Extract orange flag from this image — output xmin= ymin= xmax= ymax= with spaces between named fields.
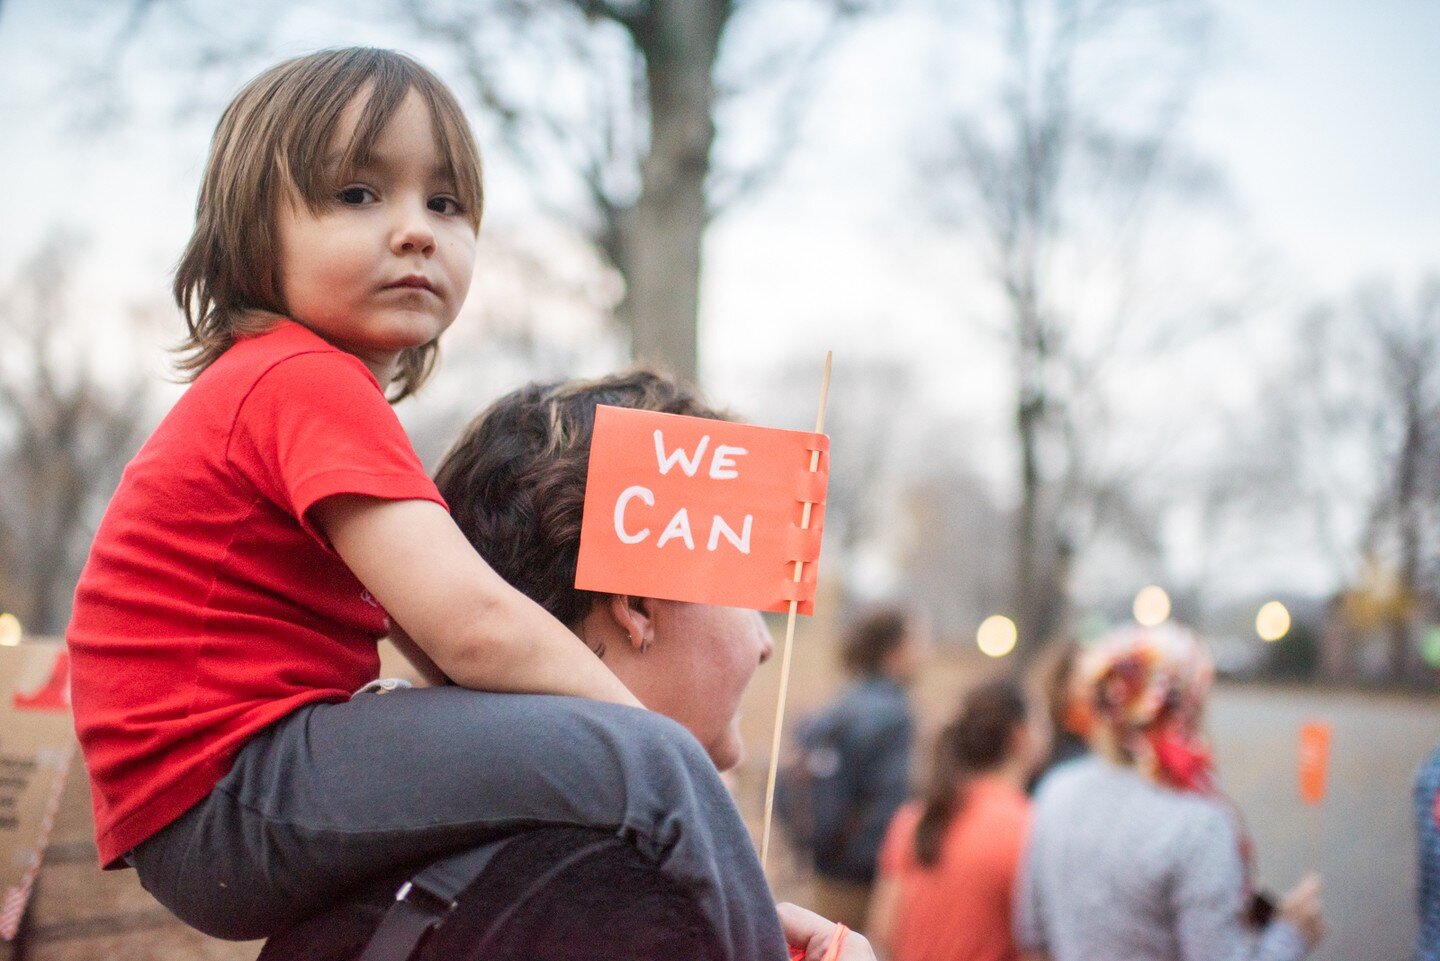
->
xmin=1298 ymin=721 xmax=1332 ymax=806
xmin=575 ymin=406 xmax=829 ymax=614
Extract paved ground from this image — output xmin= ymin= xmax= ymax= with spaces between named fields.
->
xmin=1209 ymin=683 xmax=1439 ymax=961
xmin=737 ymin=635 xmax=1440 ymax=961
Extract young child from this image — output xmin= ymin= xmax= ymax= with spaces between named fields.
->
xmin=66 ymin=47 xmax=751 ymax=948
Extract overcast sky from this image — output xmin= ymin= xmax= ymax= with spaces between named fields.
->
xmin=1 ymin=0 xmax=1436 ymax=604
xmin=3 ymin=0 xmax=1436 ymax=309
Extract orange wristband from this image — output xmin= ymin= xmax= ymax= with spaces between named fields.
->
xmin=820 ymin=923 xmax=849 ymax=961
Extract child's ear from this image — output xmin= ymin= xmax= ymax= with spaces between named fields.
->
xmin=604 ymin=595 xmax=658 ymax=653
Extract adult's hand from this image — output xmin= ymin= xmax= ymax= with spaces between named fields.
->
xmin=777 ymin=903 xmax=875 ymax=961
xmin=1276 ymin=873 xmax=1325 ymax=949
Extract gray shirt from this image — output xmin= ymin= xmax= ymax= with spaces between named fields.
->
xmin=1016 ymin=756 xmax=1308 ymax=961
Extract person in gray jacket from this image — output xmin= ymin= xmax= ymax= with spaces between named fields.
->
xmin=783 ymin=606 xmax=930 ymax=929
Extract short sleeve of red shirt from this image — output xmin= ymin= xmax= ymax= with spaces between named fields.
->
xmin=229 ymin=349 xmax=443 ymax=543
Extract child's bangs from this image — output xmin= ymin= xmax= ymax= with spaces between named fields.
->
xmin=420 ymin=85 xmax=485 ymax=228
xmin=288 ymin=59 xmax=483 ymax=227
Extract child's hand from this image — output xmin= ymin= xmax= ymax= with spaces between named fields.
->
xmin=777 ymin=903 xmax=874 ymax=961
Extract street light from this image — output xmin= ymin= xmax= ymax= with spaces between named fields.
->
xmin=1256 ymin=601 xmax=1291 ymax=642
xmin=1133 ymin=586 xmax=1171 ymax=627
xmin=977 ymin=615 xmax=1018 ymax=658
xmin=0 ymin=613 xmax=21 ymax=647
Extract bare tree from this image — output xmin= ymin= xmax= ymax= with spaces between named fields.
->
xmin=926 ymin=0 xmax=1226 ymax=658
xmin=895 ymin=448 xmax=1012 ymax=640
xmin=0 ymin=235 xmax=152 ymax=633
xmin=739 ymin=353 xmax=931 ymax=602
xmin=87 ymin=0 xmax=867 ymax=383
xmin=1252 ymin=278 xmax=1440 ymax=680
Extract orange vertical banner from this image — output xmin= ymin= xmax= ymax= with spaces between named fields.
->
xmin=1298 ymin=720 xmax=1332 ymax=806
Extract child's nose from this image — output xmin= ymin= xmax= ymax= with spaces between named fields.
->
xmin=390 ymin=202 xmax=436 ymax=255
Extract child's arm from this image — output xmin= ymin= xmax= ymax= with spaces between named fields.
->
xmin=386 ymin=624 xmax=452 ymax=687
xmin=315 ymin=495 xmax=642 ymax=707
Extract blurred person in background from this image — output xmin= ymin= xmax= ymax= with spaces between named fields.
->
xmin=1416 ymin=742 xmax=1440 ymax=961
xmin=867 ymin=679 xmax=1040 ymax=961
xmin=1016 ymin=623 xmax=1325 ymax=961
xmin=779 ymin=605 xmax=931 ymax=929
xmin=1026 ymin=639 xmax=1090 ymax=793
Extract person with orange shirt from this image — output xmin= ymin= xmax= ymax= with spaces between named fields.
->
xmin=867 ymin=680 xmax=1039 ymax=961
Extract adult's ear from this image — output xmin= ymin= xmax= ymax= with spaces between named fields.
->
xmin=604 ymin=595 xmax=659 ymax=653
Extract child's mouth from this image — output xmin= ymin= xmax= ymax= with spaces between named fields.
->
xmin=386 ymin=276 xmax=436 ymax=294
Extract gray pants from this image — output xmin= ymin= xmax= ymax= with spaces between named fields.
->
xmin=128 ymin=687 xmax=786 ymax=960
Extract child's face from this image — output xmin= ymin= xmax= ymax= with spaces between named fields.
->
xmin=276 ymin=88 xmax=477 ymax=382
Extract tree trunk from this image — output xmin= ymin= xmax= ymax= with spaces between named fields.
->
xmin=623 ymin=0 xmax=728 ymax=384
xmin=1012 ymin=258 xmax=1057 ymax=661
xmin=1015 ymin=389 xmax=1045 ymax=659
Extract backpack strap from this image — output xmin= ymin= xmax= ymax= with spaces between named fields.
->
xmin=355 ymin=837 xmax=516 ymax=961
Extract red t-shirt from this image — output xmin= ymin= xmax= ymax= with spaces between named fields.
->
xmin=877 ymin=779 xmax=1031 ymax=961
xmin=67 ymin=321 xmax=446 ymax=867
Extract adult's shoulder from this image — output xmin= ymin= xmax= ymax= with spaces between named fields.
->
xmin=1031 ymin=753 xmax=1105 ymax=807
xmin=1417 ymin=743 xmax=1440 ymax=792
xmin=1032 ymin=756 xmax=1225 ymax=828
xmin=850 ymin=679 xmax=912 ymax=723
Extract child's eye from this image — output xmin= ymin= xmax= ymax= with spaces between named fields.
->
xmin=338 ymin=186 xmax=376 ymax=206
xmin=428 ymin=196 xmax=463 ymax=215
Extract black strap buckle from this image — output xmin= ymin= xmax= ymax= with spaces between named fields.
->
xmin=394 ymin=880 xmax=458 ymax=916
xmin=353 ymin=879 xmax=457 ymax=961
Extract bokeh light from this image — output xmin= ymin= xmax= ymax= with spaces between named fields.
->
xmin=0 ymin=613 xmax=21 ymax=647
xmin=1423 ymin=626 xmax=1440 ymax=668
xmin=976 ymin=615 xmax=1018 ymax=658
xmin=1256 ymin=601 xmax=1292 ymax=642
xmin=1133 ymin=586 xmax=1171 ymax=627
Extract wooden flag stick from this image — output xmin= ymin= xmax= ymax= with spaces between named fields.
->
xmin=760 ymin=351 xmax=832 ymax=873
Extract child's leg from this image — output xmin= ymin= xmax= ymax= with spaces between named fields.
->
xmin=128 ymin=688 xmax=782 ymax=959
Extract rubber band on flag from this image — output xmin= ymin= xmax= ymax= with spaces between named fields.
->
xmin=783 ymin=524 xmax=825 ymax=564
xmin=793 ymin=468 xmax=829 ymax=505
xmin=778 ymin=577 xmax=817 ymax=605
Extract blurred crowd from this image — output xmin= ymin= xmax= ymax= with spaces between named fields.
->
xmin=776 ymin=607 xmax=1382 ymax=961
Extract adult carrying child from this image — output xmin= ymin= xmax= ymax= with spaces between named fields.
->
xmin=66 ymin=47 xmax=782 ymax=961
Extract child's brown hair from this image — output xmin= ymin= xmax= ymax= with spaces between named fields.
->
xmin=173 ymin=47 xmax=484 ymax=401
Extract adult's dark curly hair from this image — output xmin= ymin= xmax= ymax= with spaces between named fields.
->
xmin=433 ymin=369 xmax=729 ymax=636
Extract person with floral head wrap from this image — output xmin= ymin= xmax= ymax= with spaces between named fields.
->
xmin=1015 ymin=623 xmax=1325 ymax=961
xmin=1085 ymin=623 xmax=1216 ymax=792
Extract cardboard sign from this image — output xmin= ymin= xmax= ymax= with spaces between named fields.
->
xmin=1298 ymin=720 xmax=1332 ymax=806
xmin=575 ymin=407 xmax=828 ymax=614
xmin=0 ymin=641 xmax=76 ymax=940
